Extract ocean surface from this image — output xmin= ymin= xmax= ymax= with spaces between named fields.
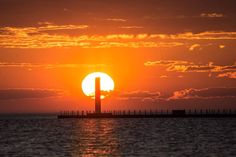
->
xmin=0 ymin=115 xmax=236 ymax=157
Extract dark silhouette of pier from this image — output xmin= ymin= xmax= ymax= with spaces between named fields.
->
xmin=58 ymin=109 xmax=236 ymax=119
xmin=58 ymin=77 xmax=236 ymax=119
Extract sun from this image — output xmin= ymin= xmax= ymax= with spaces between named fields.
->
xmin=82 ymin=72 xmax=114 ymax=99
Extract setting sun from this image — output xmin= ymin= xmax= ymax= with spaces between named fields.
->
xmin=82 ymin=72 xmax=114 ymax=99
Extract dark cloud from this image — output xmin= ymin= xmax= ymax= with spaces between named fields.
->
xmin=0 ymin=89 xmax=63 ymax=100
xmin=116 ymin=87 xmax=236 ymax=102
xmin=145 ymin=60 xmax=236 ymax=73
xmin=170 ymin=87 xmax=236 ymax=100
xmin=117 ymin=90 xmax=161 ymax=101
xmin=111 ymin=88 xmax=236 ymax=109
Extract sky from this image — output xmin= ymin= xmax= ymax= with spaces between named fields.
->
xmin=0 ymin=0 xmax=236 ymax=113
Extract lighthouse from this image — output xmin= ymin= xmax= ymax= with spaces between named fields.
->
xmin=95 ymin=77 xmax=101 ymax=114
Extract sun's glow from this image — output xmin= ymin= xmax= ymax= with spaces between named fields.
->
xmin=82 ymin=72 xmax=114 ymax=99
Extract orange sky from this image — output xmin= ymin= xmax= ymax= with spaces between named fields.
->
xmin=0 ymin=0 xmax=236 ymax=113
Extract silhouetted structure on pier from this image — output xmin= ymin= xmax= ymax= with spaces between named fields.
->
xmin=86 ymin=77 xmax=112 ymax=117
xmin=58 ymin=109 xmax=236 ymax=119
xmin=95 ymin=77 xmax=101 ymax=114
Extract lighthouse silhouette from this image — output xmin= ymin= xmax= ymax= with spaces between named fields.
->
xmin=95 ymin=77 xmax=101 ymax=114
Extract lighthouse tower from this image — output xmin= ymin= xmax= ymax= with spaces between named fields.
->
xmin=95 ymin=77 xmax=101 ymax=114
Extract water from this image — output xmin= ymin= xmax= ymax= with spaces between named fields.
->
xmin=0 ymin=115 xmax=236 ymax=157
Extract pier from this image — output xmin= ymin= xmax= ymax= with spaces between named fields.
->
xmin=58 ymin=109 xmax=236 ymax=119
xmin=58 ymin=77 xmax=236 ymax=119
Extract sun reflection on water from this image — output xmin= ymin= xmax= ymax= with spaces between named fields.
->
xmin=71 ymin=119 xmax=121 ymax=156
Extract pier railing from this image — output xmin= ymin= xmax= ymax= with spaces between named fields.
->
xmin=58 ymin=109 xmax=236 ymax=118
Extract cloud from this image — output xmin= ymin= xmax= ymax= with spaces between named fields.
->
xmin=189 ymin=44 xmax=201 ymax=51
xmin=144 ymin=60 xmax=190 ymax=67
xmin=1 ymin=24 xmax=236 ymax=49
xmin=169 ymin=87 xmax=236 ymax=100
xmin=219 ymin=45 xmax=225 ymax=49
xmin=106 ymin=18 xmax=127 ymax=22
xmin=136 ymin=34 xmax=148 ymax=39
xmin=80 ymin=41 xmax=183 ymax=49
xmin=160 ymin=75 xmax=168 ymax=78
xmin=200 ymin=13 xmax=224 ymax=18
xmin=217 ymin=72 xmax=236 ymax=79
xmin=117 ymin=90 xmax=161 ymax=101
xmin=144 ymin=60 xmax=236 ymax=73
xmin=38 ymin=22 xmax=54 ymax=25
xmin=0 ymin=88 xmax=64 ymax=100
xmin=120 ymin=26 xmax=143 ymax=29
xmin=165 ymin=31 xmax=236 ymax=40
xmin=1 ymin=24 xmax=88 ymax=34
xmin=0 ymin=62 xmax=107 ymax=69
xmin=113 ymin=87 xmax=236 ymax=105
xmin=0 ymin=25 xmax=184 ymax=48
xmin=145 ymin=13 xmax=225 ymax=20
